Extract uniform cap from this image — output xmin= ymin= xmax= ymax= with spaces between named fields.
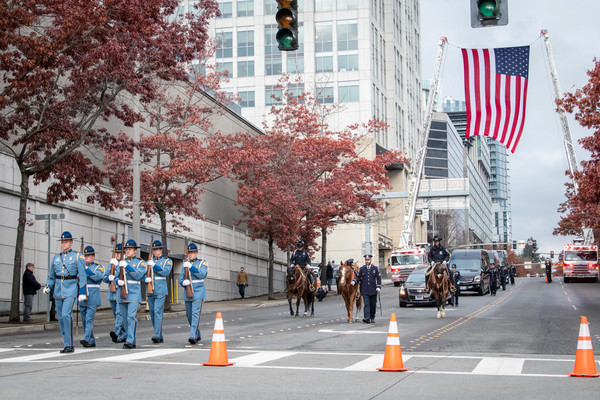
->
xmin=83 ymin=245 xmax=95 ymax=255
xmin=115 ymin=243 xmax=123 ymax=251
xmin=58 ymin=231 xmax=73 ymax=241
xmin=187 ymin=243 xmax=199 ymax=251
xmin=363 ymin=254 xmax=373 ymax=260
xmin=124 ymin=239 xmax=139 ymax=249
xmin=432 ymin=235 xmax=442 ymax=242
xmin=151 ymin=240 xmax=164 ymax=249
xmin=296 ymin=240 xmax=305 ymax=248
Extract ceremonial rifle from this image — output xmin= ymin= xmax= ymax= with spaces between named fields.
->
xmin=109 ymin=231 xmax=117 ymax=293
xmin=184 ymin=242 xmax=194 ymax=298
xmin=119 ymin=233 xmax=127 ymax=299
xmin=146 ymin=236 xmax=154 ymax=295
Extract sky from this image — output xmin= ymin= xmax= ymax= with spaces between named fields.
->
xmin=419 ymin=0 xmax=600 ymax=256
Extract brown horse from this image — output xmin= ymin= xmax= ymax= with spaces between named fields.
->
xmin=286 ymin=265 xmax=315 ymax=317
xmin=427 ymin=262 xmax=451 ymax=318
xmin=338 ymin=260 xmax=362 ymax=323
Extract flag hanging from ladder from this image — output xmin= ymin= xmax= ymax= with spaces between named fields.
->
xmin=461 ymin=46 xmax=530 ymax=153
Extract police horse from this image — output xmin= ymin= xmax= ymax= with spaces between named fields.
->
xmin=338 ymin=260 xmax=362 ymax=323
xmin=426 ymin=261 xmax=452 ymax=319
xmin=286 ymin=265 xmax=315 ymax=317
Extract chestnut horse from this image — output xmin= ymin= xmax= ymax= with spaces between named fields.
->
xmin=427 ymin=262 xmax=451 ymax=319
xmin=286 ymin=265 xmax=315 ymax=317
xmin=338 ymin=260 xmax=362 ymax=323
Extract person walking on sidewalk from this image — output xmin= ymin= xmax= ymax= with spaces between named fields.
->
xmin=146 ymin=240 xmax=173 ymax=344
xmin=79 ymin=246 xmax=106 ymax=348
xmin=22 ymin=263 xmax=41 ymax=323
xmin=236 ymin=267 xmax=248 ymax=299
xmin=43 ymin=231 xmax=87 ymax=353
xmin=116 ymin=239 xmax=147 ymax=349
xmin=105 ymin=243 xmax=126 ymax=343
xmin=180 ymin=243 xmax=208 ymax=345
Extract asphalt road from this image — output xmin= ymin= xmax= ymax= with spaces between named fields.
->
xmin=1 ymin=277 xmax=599 ymax=399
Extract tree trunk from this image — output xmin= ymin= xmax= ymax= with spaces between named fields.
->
xmin=268 ymin=233 xmax=274 ymax=300
xmin=9 ymin=170 xmax=30 ymax=322
xmin=320 ymin=228 xmax=327 ymax=283
xmin=158 ymin=207 xmax=172 ymax=311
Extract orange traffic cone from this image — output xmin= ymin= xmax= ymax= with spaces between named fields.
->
xmin=569 ymin=316 xmax=599 ymax=377
xmin=377 ymin=313 xmax=409 ymax=372
xmin=202 ymin=312 xmax=235 ymax=367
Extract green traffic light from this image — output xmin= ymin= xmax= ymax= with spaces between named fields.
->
xmin=276 ymin=29 xmax=295 ymax=50
xmin=478 ymin=0 xmax=498 ymax=18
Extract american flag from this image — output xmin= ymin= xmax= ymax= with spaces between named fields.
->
xmin=461 ymin=46 xmax=530 ymax=153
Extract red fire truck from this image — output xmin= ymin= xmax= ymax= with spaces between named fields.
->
xmin=390 ymin=244 xmax=429 ymax=286
xmin=562 ymin=241 xmax=599 ymax=283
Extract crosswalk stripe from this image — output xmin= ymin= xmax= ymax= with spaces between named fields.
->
xmin=343 ymin=354 xmax=386 ymax=371
xmin=230 ymin=351 xmax=296 ymax=367
xmin=2 ymin=349 xmax=98 ymax=362
xmin=92 ymin=348 xmax=187 ymax=362
xmin=472 ymin=357 xmax=525 ymax=375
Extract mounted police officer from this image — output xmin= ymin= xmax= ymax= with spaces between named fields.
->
xmin=290 ymin=240 xmax=315 ymax=289
xmin=105 ymin=243 xmax=126 ymax=343
xmin=116 ymin=239 xmax=147 ymax=349
xmin=545 ymin=259 xmax=552 ymax=283
xmin=79 ymin=246 xmax=105 ymax=348
xmin=351 ymin=254 xmax=382 ymax=324
xmin=426 ymin=236 xmax=451 ymax=291
xmin=42 ymin=231 xmax=87 ymax=353
xmin=180 ymin=243 xmax=208 ymax=345
xmin=146 ymin=240 xmax=173 ymax=344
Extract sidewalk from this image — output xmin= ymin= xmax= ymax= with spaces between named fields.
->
xmin=0 ymin=291 xmax=290 ymax=337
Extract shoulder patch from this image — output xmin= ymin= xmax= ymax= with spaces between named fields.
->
xmin=201 ymin=260 xmax=208 ymax=268
xmin=167 ymin=259 xmax=173 ymax=266
xmin=140 ymin=261 xmax=147 ymax=268
xmin=79 ymin=254 xmax=84 ymax=260
xmin=98 ymin=266 xmax=105 ymax=273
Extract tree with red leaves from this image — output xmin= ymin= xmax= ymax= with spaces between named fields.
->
xmin=0 ymin=0 xmax=219 ymax=322
xmin=221 ymin=78 xmax=406 ymax=298
xmin=554 ymin=59 xmax=600 ymax=243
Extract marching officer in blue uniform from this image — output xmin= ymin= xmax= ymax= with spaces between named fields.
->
xmin=179 ymin=243 xmax=208 ymax=345
xmin=43 ymin=231 xmax=87 ymax=353
xmin=79 ymin=246 xmax=105 ymax=348
xmin=146 ymin=240 xmax=173 ymax=343
xmin=105 ymin=243 xmax=126 ymax=343
xmin=290 ymin=240 xmax=315 ymax=288
xmin=351 ymin=254 xmax=382 ymax=324
xmin=116 ymin=239 xmax=147 ymax=349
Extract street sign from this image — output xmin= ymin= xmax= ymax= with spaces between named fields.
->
xmin=34 ymin=213 xmax=65 ymax=220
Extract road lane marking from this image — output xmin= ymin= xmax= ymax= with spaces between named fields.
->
xmin=343 ymin=355 xmax=386 ymax=371
xmin=92 ymin=348 xmax=187 ymax=362
xmin=472 ymin=357 xmax=525 ymax=375
xmin=2 ymin=349 xmax=99 ymax=362
xmin=318 ymin=329 xmax=388 ymax=335
xmin=230 ymin=351 xmax=295 ymax=366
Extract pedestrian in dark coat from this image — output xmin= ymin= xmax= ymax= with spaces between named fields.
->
xmin=509 ymin=264 xmax=516 ymax=285
xmin=22 ymin=263 xmax=41 ymax=323
xmin=485 ymin=265 xmax=498 ymax=296
xmin=450 ymin=264 xmax=461 ymax=306
xmin=351 ymin=254 xmax=381 ymax=324
xmin=326 ymin=262 xmax=333 ymax=291
xmin=500 ymin=262 xmax=509 ymax=290
xmin=545 ymin=259 xmax=552 ymax=283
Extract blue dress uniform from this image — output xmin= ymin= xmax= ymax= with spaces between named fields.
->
xmin=116 ymin=240 xmax=147 ymax=348
xmin=103 ymin=243 xmax=126 ymax=343
xmin=352 ymin=255 xmax=382 ymax=323
xmin=179 ymin=243 xmax=208 ymax=344
xmin=147 ymin=240 xmax=173 ymax=343
xmin=44 ymin=231 xmax=87 ymax=352
xmin=79 ymin=246 xmax=105 ymax=347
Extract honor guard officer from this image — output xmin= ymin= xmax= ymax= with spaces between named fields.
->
xmin=290 ymin=240 xmax=315 ymax=287
xmin=43 ymin=231 xmax=87 ymax=353
xmin=179 ymin=243 xmax=208 ymax=345
xmin=426 ymin=236 xmax=451 ymax=291
xmin=79 ymin=246 xmax=105 ymax=348
xmin=105 ymin=243 xmax=126 ymax=343
xmin=351 ymin=254 xmax=382 ymax=324
xmin=146 ymin=240 xmax=173 ymax=343
xmin=116 ymin=239 xmax=147 ymax=349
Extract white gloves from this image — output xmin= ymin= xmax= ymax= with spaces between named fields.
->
xmin=182 ymin=279 xmax=190 ymax=286
xmin=110 ymin=258 xmax=118 ymax=267
xmin=78 ymin=294 xmax=86 ymax=302
xmin=350 ymin=281 xmax=355 ymax=286
xmin=119 ymin=260 xmax=127 ymax=268
xmin=443 ymin=261 xmax=448 ymax=266
xmin=145 ymin=277 xmax=152 ymax=283
xmin=147 ymin=260 xmax=155 ymax=267
xmin=108 ymin=275 xmax=115 ymax=282
xmin=117 ymin=279 xmax=125 ymax=286
xmin=43 ymin=286 xmax=50 ymax=295
xmin=183 ymin=261 xmax=192 ymax=269
xmin=376 ymin=288 xmax=381 ymax=292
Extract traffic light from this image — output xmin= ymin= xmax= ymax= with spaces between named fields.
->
xmin=276 ymin=0 xmax=298 ymax=51
xmin=533 ymin=239 xmax=537 ymax=248
xmin=550 ymin=251 xmax=554 ymax=259
xmin=470 ymin=0 xmax=508 ymax=28
xmin=512 ymin=240 xmax=517 ymax=250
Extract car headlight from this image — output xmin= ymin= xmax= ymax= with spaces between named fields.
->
xmin=400 ymin=287 xmax=406 ymax=295
xmin=474 ymin=275 xmax=481 ymax=283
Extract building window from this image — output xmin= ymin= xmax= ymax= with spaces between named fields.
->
xmin=337 ymin=0 xmax=358 ymax=11
xmin=237 ymin=0 xmax=254 ymax=17
xmin=338 ymin=84 xmax=359 ymax=102
xmin=287 ymin=55 xmax=304 ymax=74
xmin=265 ymin=25 xmax=282 ymax=75
xmin=287 ymin=83 xmax=305 ymax=104
xmin=315 ymin=24 xmax=333 ymax=52
xmin=265 ymin=58 xmax=283 ymax=75
xmin=237 ymin=60 xmax=254 ymax=77
xmin=266 ymin=86 xmax=283 ymax=106
xmin=316 ymin=86 xmax=334 ymax=104
xmin=315 ymin=0 xmax=334 ymax=12
xmin=316 ymin=55 xmax=333 ymax=73
xmin=264 ymin=1 xmax=277 ymax=14
xmin=237 ymin=30 xmax=254 ymax=57
xmin=216 ymin=61 xmax=233 ymax=78
xmin=337 ymin=22 xmax=358 ymax=51
xmin=338 ymin=54 xmax=358 ymax=71
xmin=218 ymin=0 xmax=232 ymax=18
xmin=238 ymin=90 xmax=255 ymax=107
xmin=216 ymin=31 xmax=233 ymax=58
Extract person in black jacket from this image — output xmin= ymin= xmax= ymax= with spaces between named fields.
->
xmin=545 ymin=259 xmax=552 ymax=283
xmin=450 ymin=264 xmax=462 ymax=306
xmin=500 ymin=262 xmax=509 ymax=290
xmin=326 ymin=262 xmax=333 ymax=291
xmin=22 ymin=263 xmax=41 ymax=323
xmin=485 ymin=264 xmax=498 ymax=296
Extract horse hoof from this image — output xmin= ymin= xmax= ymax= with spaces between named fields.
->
xmin=441 ymin=312 xmax=446 ymax=318
xmin=436 ymin=312 xmax=441 ymax=319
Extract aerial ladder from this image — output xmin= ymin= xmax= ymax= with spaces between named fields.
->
xmin=541 ymin=29 xmax=593 ymax=245
xmin=399 ymin=37 xmax=447 ymax=249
